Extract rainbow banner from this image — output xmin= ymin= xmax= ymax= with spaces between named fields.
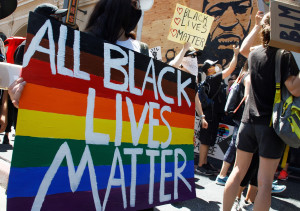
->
xmin=7 ymin=12 xmax=196 ymax=211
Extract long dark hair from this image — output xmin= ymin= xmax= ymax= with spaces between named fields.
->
xmin=85 ymin=0 xmax=134 ymax=43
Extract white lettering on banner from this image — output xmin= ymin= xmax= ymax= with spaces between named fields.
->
xmin=160 ymin=106 xmax=172 ymax=149
xmin=85 ymin=88 xmax=110 ymax=145
xmin=160 ymin=150 xmax=173 ymax=202
xmin=174 ymin=148 xmax=191 ymax=200
xmin=123 ymin=148 xmax=144 ymax=207
xmin=142 ymin=58 xmax=159 ymax=100
xmin=103 ymin=147 xmax=127 ymax=211
xmin=158 ymin=67 xmax=175 ymax=105
xmin=126 ymin=97 xmax=149 ymax=146
xmin=31 ymin=142 xmax=101 ymax=211
xmin=23 ymin=20 xmax=56 ymax=75
xmin=115 ymin=93 xmax=123 ymax=146
xmin=148 ymin=102 xmax=160 ymax=149
xmin=57 ymin=25 xmax=73 ymax=77
xmin=24 ymin=20 xmax=90 ymax=80
xmin=177 ymin=70 xmax=191 ymax=107
xmin=104 ymin=43 xmax=129 ymax=92
xmin=146 ymin=150 xmax=160 ymax=205
xmin=32 ymin=143 xmax=191 ymax=210
xmin=73 ymin=30 xmax=90 ymax=80
xmin=129 ymin=50 xmax=142 ymax=95
xmin=103 ymin=43 xmax=192 ymax=107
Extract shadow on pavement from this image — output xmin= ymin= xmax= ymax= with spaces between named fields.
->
xmin=169 ymin=197 xmax=221 ymax=211
xmin=0 ymin=144 xmax=13 ymax=152
xmin=271 ymin=196 xmax=300 ymax=211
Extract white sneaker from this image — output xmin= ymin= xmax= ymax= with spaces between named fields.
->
xmin=231 ymin=197 xmax=241 ymax=211
xmin=241 ymin=201 xmax=254 ymax=211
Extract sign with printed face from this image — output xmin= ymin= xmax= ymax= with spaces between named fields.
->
xmin=6 ymin=12 xmax=196 ymax=211
xmin=167 ymin=4 xmax=214 ymax=50
xmin=269 ymin=0 xmax=300 ymax=53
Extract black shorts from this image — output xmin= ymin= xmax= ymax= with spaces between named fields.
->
xmin=237 ymin=122 xmax=285 ymax=159
xmin=199 ymin=114 xmax=220 ymax=146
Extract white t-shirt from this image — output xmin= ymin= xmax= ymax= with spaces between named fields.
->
xmin=116 ymin=38 xmax=140 ymax=53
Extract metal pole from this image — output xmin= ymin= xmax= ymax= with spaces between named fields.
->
xmin=136 ymin=11 xmax=144 ymax=41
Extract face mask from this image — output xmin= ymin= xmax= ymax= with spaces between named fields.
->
xmin=125 ymin=7 xmax=142 ymax=33
xmin=215 ymin=65 xmax=222 ymax=73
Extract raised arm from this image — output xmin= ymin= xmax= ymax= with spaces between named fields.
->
xmin=169 ymin=42 xmax=191 ymax=68
xmin=240 ymin=11 xmax=264 ymax=58
xmin=243 ymin=74 xmax=251 ymax=104
xmin=222 ymin=45 xmax=240 ymax=79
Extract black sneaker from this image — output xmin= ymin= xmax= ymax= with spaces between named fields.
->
xmin=196 ymin=166 xmax=214 ymax=176
xmin=2 ymin=134 xmax=9 ymax=144
xmin=204 ymin=162 xmax=219 ymax=173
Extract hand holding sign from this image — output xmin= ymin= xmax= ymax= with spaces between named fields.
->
xmin=168 ymin=4 xmax=214 ymax=50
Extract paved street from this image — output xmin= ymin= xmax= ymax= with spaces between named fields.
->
xmin=1 ymin=131 xmax=300 ymax=210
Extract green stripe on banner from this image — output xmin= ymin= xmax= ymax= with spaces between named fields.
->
xmin=12 ymin=136 xmax=194 ymax=168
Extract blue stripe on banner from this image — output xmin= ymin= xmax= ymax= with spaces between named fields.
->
xmin=7 ymin=161 xmax=194 ymax=198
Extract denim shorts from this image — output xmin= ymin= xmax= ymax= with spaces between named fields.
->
xmin=223 ymin=121 xmax=240 ymax=164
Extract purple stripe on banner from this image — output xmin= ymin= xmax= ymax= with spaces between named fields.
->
xmin=7 ymin=178 xmax=196 ymax=211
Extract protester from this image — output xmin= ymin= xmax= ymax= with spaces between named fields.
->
xmin=223 ymin=12 xmax=300 ymax=211
xmin=169 ymin=42 xmax=202 ymax=75
xmin=196 ymin=45 xmax=239 ymax=176
xmin=0 ymin=39 xmax=8 ymax=143
xmin=216 ymin=61 xmax=250 ymax=185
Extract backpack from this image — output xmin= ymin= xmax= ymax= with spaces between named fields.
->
xmin=271 ymin=49 xmax=300 ymax=148
xmin=224 ymin=74 xmax=247 ymax=119
xmin=197 ymin=78 xmax=221 ymax=110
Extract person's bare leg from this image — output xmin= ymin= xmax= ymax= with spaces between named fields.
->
xmin=223 ymin=149 xmax=253 ymax=211
xmin=198 ymin=144 xmax=209 ymax=167
xmin=219 ymin=161 xmax=231 ymax=177
xmin=253 ymin=157 xmax=280 ymax=211
xmin=237 ymin=186 xmax=245 ymax=199
xmin=245 ymin=185 xmax=257 ymax=203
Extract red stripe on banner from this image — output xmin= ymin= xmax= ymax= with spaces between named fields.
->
xmin=21 ymin=58 xmax=195 ymax=115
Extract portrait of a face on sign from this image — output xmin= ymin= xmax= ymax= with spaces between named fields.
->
xmin=198 ymin=0 xmax=259 ymax=72
xmin=6 ymin=12 xmax=196 ymax=211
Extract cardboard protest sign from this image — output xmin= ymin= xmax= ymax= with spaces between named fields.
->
xmin=6 ymin=12 xmax=196 ymax=211
xmin=167 ymin=4 xmax=214 ymax=50
xmin=269 ymin=0 xmax=300 ymax=53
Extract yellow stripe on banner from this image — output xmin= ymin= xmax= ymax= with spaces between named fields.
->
xmin=17 ymin=109 xmax=194 ymax=145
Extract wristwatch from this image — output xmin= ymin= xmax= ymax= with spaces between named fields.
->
xmin=200 ymin=115 xmax=205 ymax=119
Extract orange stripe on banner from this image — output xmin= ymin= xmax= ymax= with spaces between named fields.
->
xmin=20 ymin=83 xmax=194 ymax=129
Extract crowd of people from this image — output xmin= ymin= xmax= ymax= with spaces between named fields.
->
xmin=1 ymin=1 xmax=300 ymax=211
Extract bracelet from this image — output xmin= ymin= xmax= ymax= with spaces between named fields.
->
xmin=199 ymin=115 xmax=205 ymax=119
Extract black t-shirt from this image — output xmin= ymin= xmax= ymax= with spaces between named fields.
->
xmin=203 ymin=71 xmax=223 ymax=116
xmin=242 ymin=46 xmax=299 ymax=124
